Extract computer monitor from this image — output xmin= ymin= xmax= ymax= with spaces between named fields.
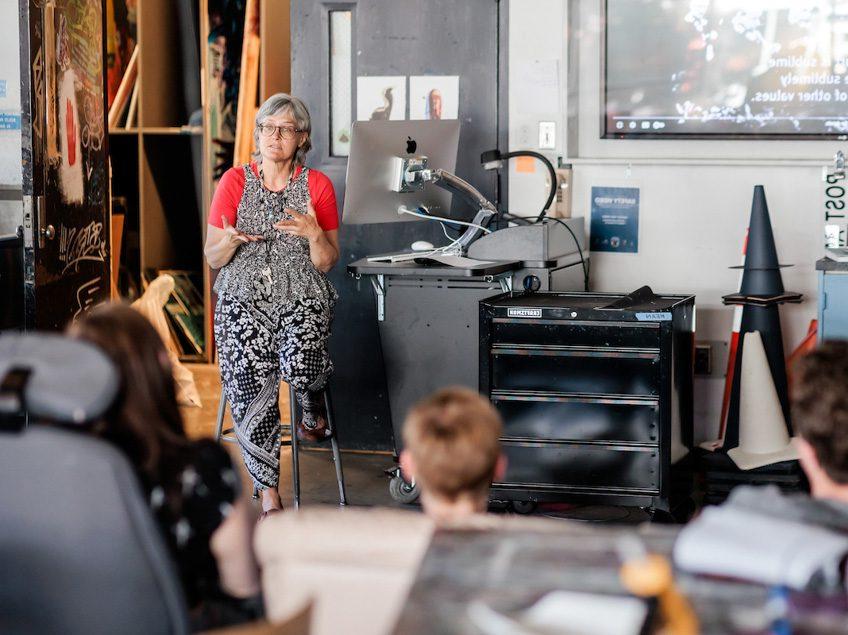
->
xmin=342 ymin=120 xmax=460 ymax=224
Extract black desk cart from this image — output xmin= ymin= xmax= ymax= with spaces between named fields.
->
xmin=479 ymin=290 xmax=695 ymax=515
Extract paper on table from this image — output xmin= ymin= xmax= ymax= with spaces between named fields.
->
xmin=674 ymin=505 xmax=848 ymax=590
xmin=420 ymin=253 xmax=497 ymax=268
xmin=468 ymin=591 xmax=647 ymax=635
xmin=365 ymin=251 xmax=499 ymax=268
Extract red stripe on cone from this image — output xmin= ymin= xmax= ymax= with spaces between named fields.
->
xmin=717 ymin=230 xmax=749 ymax=446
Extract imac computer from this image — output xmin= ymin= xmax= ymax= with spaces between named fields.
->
xmin=342 ymin=120 xmax=460 ymax=225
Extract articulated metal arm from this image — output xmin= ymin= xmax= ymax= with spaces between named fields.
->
xmin=398 ymin=163 xmax=496 ymax=253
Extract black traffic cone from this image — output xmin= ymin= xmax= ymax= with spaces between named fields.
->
xmin=721 ymin=186 xmax=802 ymax=451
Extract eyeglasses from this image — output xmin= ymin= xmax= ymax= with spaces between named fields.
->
xmin=258 ymin=123 xmax=302 ymax=140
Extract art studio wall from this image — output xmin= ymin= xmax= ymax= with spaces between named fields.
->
xmin=508 ymin=0 xmax=828 ymax=443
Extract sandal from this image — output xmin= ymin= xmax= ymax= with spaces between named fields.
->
xmin=295 ymin=414 xmax=332 ymax=443
xmin=296 ymin=399 xmax=333 ymax=443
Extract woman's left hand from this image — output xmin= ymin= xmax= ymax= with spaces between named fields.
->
xmin=274 ymin=201 xmax=323 ymax=242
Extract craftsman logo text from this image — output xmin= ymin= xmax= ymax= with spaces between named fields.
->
xmin=508 ymin=308 xmax=542 ymax=318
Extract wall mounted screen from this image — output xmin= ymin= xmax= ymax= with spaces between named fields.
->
xmin=604 ymin=0 xmax=848 ymax=139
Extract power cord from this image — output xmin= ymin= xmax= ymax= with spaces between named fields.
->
xmin=398 ymin=205 xmax=493 ymax=235
xmin=490 ymin=150 xmax=558 ymax=223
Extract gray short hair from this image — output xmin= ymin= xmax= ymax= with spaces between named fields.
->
xmin=253 ymin=93 xmax=312 ymax=165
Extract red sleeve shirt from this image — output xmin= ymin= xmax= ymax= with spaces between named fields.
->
xmin=208 ymin=163 xmax=340 ymax=232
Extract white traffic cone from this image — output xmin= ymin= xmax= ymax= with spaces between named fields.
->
xmin=727 ymin=331 xmax=798 ymax=470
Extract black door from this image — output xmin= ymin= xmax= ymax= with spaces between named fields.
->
xmin=292 ymin=0 xmax=507 ymax=450
xmin=19 ymin=0 xmax=110 ymax=331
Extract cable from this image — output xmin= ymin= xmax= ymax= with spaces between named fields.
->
xmin=398 ymin=206 xmax=493 ymax=234
xmin=497 ymin=151 xmax=558 ymax=223
xmin=415 ymin=205 xmax=463 ymax=239
xmin=405 ymin=206 xmax=465 ymax=255
xmin=440 ymin=221 xmax=455 ymax=243
xmin=501 ymin=212 xmax=589 ymax=291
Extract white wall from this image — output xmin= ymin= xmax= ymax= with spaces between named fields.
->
xmin=509 ymin=0 xmax=826 ymax=442
xmin=0 ymin=0 xmax=22 ymax=236
xmin=507 ymin=0 xmax=567 ymax=217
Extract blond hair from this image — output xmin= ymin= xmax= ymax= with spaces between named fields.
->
xmin=402 ymin=387 xmax=502 ymax=501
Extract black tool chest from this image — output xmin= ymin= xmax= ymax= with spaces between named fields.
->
xmin=479 ymin=290 xmax=695 ymax=513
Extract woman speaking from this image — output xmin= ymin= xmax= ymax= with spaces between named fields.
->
xmin=205 ymin=94 xmax=339 ymax=514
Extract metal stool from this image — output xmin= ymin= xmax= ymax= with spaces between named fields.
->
xmin=214 ymin=384 xmax=347 ymax=509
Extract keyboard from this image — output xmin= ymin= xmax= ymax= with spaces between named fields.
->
xmin=366 ymin=250 xmax=437 ymax=263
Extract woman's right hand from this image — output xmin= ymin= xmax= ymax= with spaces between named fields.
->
xmin=222 ymin=216 xmax=264 ymax=244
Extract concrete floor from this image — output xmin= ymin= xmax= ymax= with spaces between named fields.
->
xmin=181 ymin=364 xmax=401 ymax=510
xmin=181 ymin=364 xmax=650 ymax=523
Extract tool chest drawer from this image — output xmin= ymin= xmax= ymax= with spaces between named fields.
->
xmin=497 ymin=442 xmax=660 ymax=494
xmin=490 ymin=345 xmax=659 ymax=396
xmin=490 ymin=318 xmax=661 ymax=349
xmin=492 ymin=393 xmax=659 ymax=444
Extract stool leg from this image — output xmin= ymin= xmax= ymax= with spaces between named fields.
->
xmin=214 ymin=387 xmax=227 ymax=442
xmin=288 ymin=384 xmax=301 ymax=509
xmin=325 ymin=388 xmax=347 ymax=506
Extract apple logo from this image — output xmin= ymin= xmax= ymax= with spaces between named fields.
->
xmin=405 ymin=136 xmax=417 ymax=154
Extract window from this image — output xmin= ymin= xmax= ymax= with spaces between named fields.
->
xmin=329 ymin=10 xmax=352 ymax=157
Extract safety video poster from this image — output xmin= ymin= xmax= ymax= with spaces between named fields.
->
xmin=589 ymin=186 xmax=640 ymax=253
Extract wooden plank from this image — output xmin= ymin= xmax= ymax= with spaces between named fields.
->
xmin=260 ymin=0 xmax=290 ymax=100
xmin=201 ymin=0 xmax=214 ymax=362
xmin=108 ymin=45 xmax=138 ymax=129
xmin=137 ymin=0 xmax=180 ymax=127
xmin=44 ymin=3 xmax=60 ymax=160
xmin=125 ymin=79 xmax=140 ymax=129
xmin=233 ymin=0 xmax=260 ymax=166
xmin=110 ymin=212 xmax=125 ymax=298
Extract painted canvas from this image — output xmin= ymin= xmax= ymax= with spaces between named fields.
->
xmin=207 ymin=0 xmax=247 ymax=182
xmin=58 ymin=68 xmax=83 ymax=204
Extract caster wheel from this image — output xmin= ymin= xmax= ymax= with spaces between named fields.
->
xmin=389 ymin=475 xmax=420 ymax=504
xmin=511 ymin=500 xmax=537 ymax=515
xmin=643 ymin=508 xmax=675 ymax=524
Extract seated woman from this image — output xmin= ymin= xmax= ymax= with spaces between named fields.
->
xmin=69 ymin=303 xmax=260 ymax=628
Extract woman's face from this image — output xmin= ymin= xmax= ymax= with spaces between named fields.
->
xmin=258 ymin=111 xmax=306 ymax=163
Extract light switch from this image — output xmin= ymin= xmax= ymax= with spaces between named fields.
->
xmin=539 ymin=121 xmax=556 ymax=149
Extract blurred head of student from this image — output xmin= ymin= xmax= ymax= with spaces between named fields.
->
xmin=791 ymin=340 xmax=848 ymax=502
xmin=400 ymin=387 xmax=506 ymax=521
xmin=68 ymin=302 xmax=188 ymax=485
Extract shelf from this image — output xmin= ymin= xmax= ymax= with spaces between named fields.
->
xmin=109 ymin=127 xmax=204 ymax=136
xmin=142 ymin=126 xmax=204 ymax=136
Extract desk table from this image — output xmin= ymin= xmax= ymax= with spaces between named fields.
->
xmin=392 ymin=523 xmax=847 ymax=634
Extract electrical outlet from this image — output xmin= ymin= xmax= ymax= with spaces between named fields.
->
xmin=518 ymin=124 xmax=531 ymax=147
xmin=539 ymin=121 xmax=556 ymax=149
xmin=694 ymin=344 xmax=711 ymax=375
xmin=694 ymin=340 xmax=729 ymax=377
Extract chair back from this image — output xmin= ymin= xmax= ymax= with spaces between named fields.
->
xmin=0 ymin=333 xmax=189 ymax=634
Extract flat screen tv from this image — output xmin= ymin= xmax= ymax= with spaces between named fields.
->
xmin=604 ymin=0 xmax=848 ymax=139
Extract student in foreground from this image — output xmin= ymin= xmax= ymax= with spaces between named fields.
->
xmin=792 ymin=340 xmax=848 ymax=508
xmin=725 ymin=340 xmax=848 ymax=525
xmin=70 ymin=304 xmax=261 ymax=629
xmin=400 ymin=386 xmax=507 ymax=522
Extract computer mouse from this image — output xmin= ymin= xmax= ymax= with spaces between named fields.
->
xmin=411 ymin=240 xmax=435 ymax=251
